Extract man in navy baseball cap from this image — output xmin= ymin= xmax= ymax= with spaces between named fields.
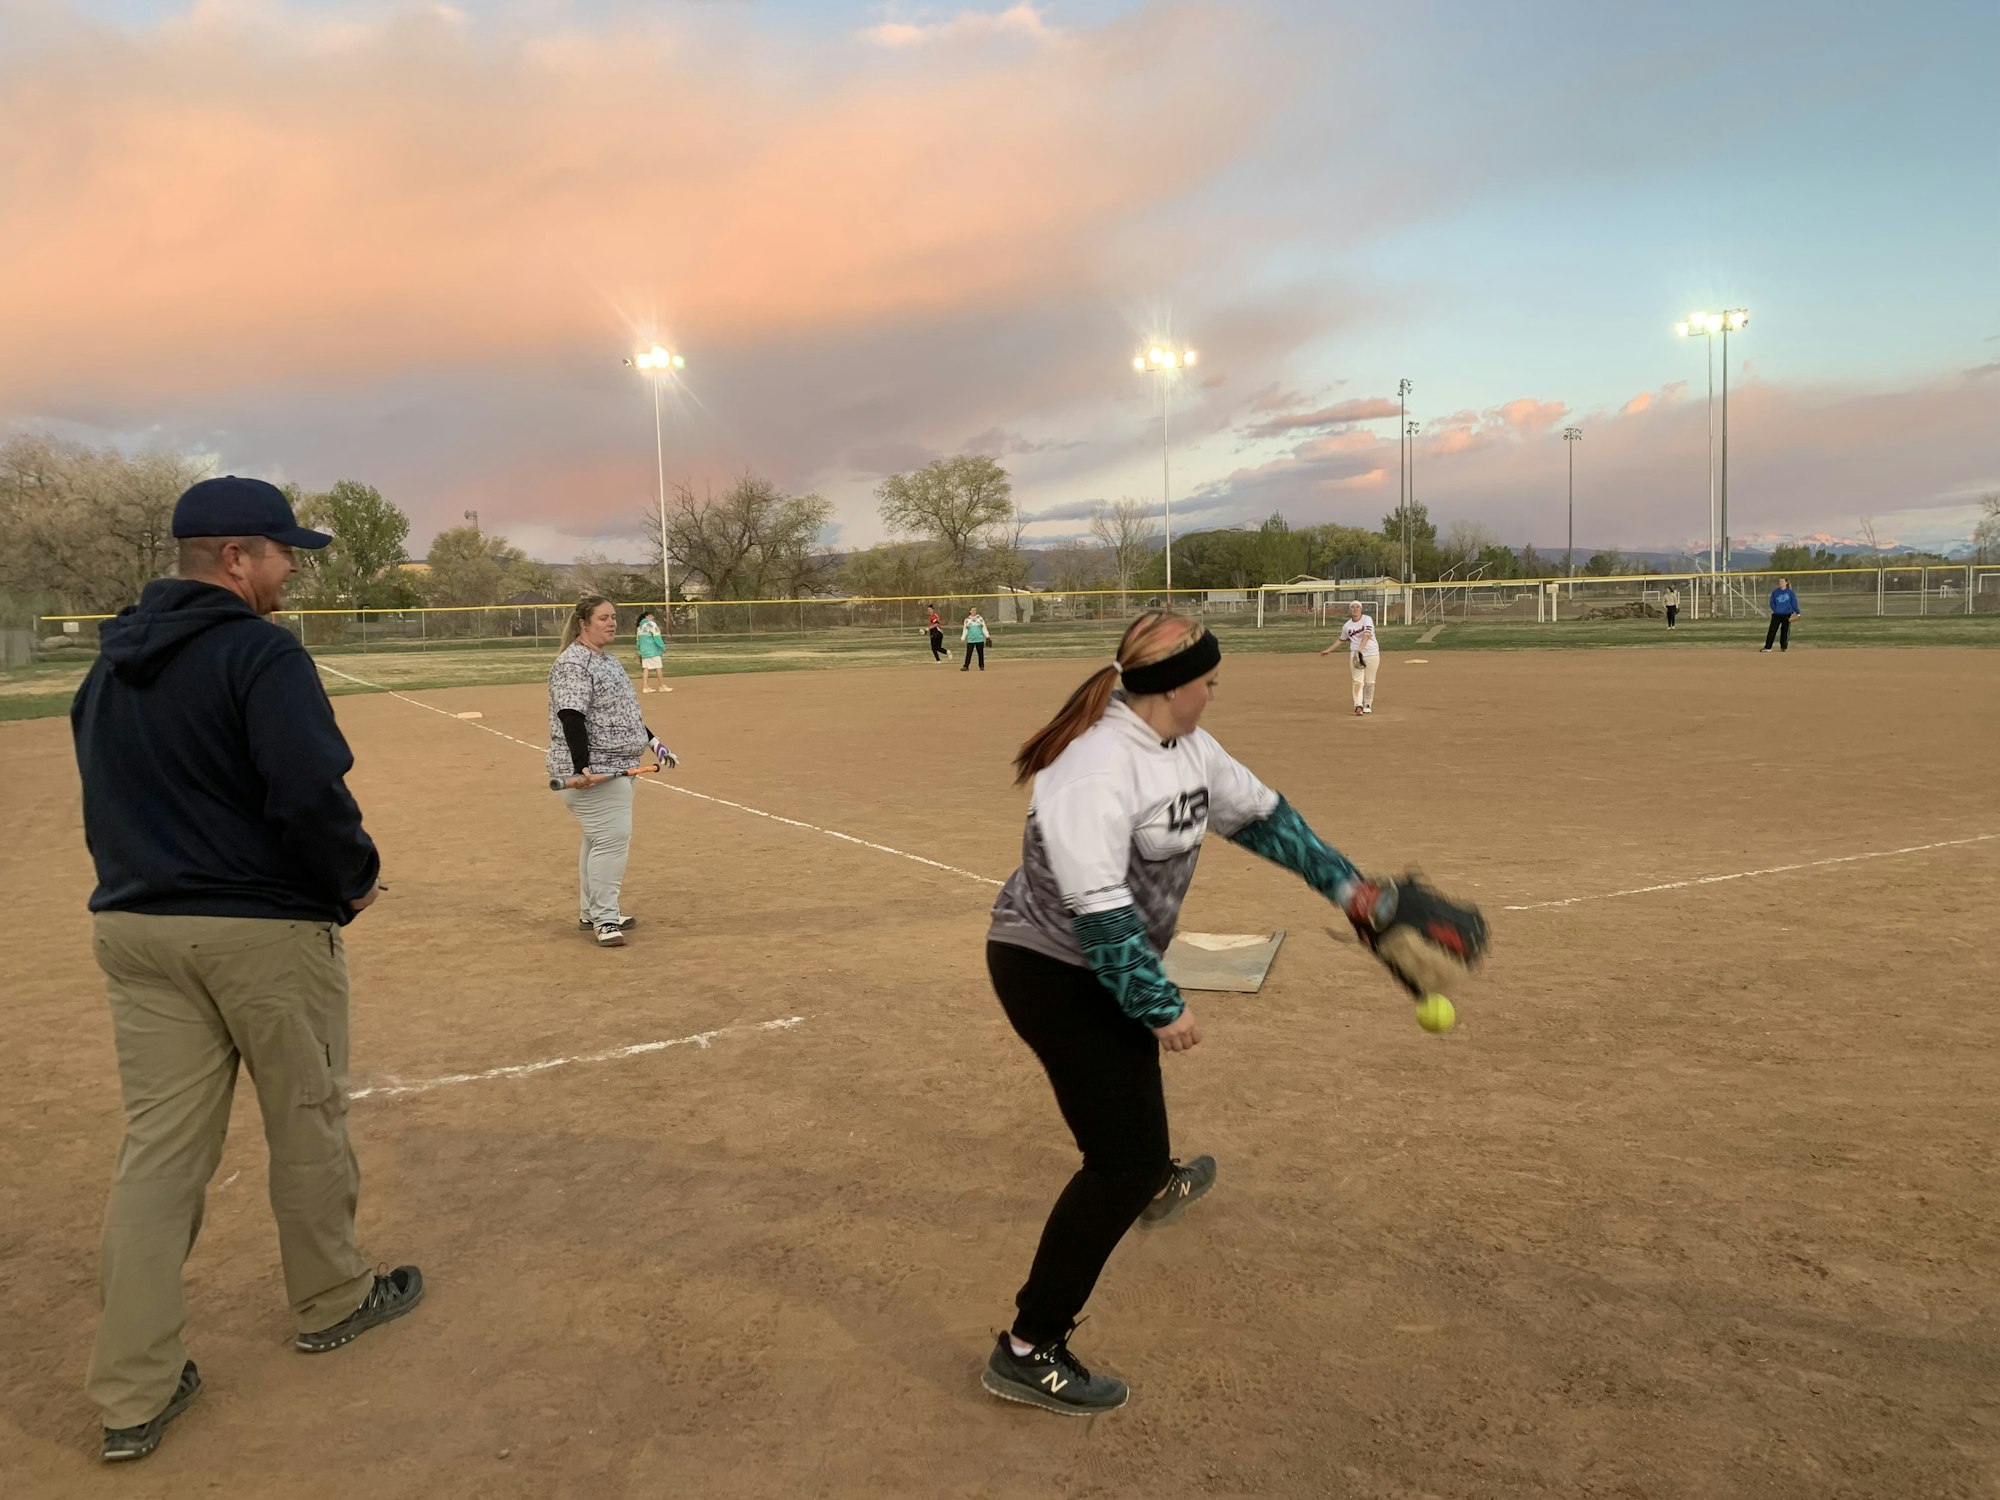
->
xmin=70 ymin=473 xmax=420 ymax=1462
xmin=172 ymin=475 xmax=333 ymax=549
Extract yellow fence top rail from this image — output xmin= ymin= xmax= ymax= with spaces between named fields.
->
xmin=32 ymin=563 xmax=1985 ymax=624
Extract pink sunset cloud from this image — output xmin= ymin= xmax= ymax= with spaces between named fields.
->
xmin=1241 ymin=396 xmax=1402 ymax=438
xmin=0 ymin=2 xmax=1276 ymax=414
xmin=1196 ymin=365 xmax=2000 ymax=551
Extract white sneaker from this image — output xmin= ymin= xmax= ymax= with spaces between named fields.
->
xmin=1362 ymin=705 xmax=1373 ymax=714
xmin=596 ymin=924 xmax=628 ymax=948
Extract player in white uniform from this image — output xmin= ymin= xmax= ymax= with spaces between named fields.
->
xmin=1318 ymin=600 xmax=1379 ymax=715
xmin=981 ymin=611 xmax=1398 ymax=1416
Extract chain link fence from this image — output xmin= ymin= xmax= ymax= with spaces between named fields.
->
xmin=28 ymin=570 xmax=1999 ymax=666
xmin=29 ymin=588 xmax=1264 ymax=665
xmin=1257 ymin=566 xmax=2000 ymax=626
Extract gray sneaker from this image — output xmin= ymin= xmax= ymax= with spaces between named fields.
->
xmin=981 ymin=1329 xmax=1128 ymax=1415
xmin=580 ymin=916 xmax=638 ymax=932
xmin=1138 ymin=1155 xmax=1217 ymax=1230
xmin=101 ymin=1360 xmax=201 ymax=1462
xmin=296 ymin=1266 xmax=424 ymax=1353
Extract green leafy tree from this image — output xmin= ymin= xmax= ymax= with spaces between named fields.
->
xmin=1768 ymin=543 xmax=1840 ymax=571
xmin=421 ymin=524 xmax=553 ymax=605
xmin=1381 ymin=501 xmax=1439 ymax=580
xmin=290 ymin=481 xmax=420 ymax=609
xmin=837 ymin=540 xmax=953 ymax=599
xmin=876 ymin=455 xmax=1013 ymax=586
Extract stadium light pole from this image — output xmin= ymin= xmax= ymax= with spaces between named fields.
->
xmin=1718 ymin=309 xmax=1748 ymax=591
xmin=1563 ymin=426 xmax=1583 ymax=595
xmin=1133 ymin=344 xmax=1198 ymax=597
xmin=1397 ymin=378 xmax=1413 ymax=582
xmin=625 ymin=345 xmax=686 ymax=628
xmin=1405 ymin=420 xmax=1421 ymax=586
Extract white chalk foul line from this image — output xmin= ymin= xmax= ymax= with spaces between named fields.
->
xmin=350 ymin=1015 xmax=806 ymax=1101
xmin=315 ymin=661 xmax=1003 ymax=889
xmin=1503 ymin=833 xmax=1999 ymax=912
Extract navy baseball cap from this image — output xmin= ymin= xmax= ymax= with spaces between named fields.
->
xmin=171 ymin=476 xmax=333 ymax=549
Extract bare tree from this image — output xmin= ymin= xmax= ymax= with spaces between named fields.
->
xmin=1439 ymin=518 xmax=1497 ymax=572
xmin=1858 ymin=515 xmax=1882 ymax=562
xmin=1089 ymin=497 xmax=1159 ymax=595
xmin=569 ymin=549 xmax=655 ymax=601
xmin=648 ymin=475 xmax=833 ymax=600
xmin=1043 ymin=539 xmax=1111 ymax=593
xmin=983 ymin=500 xmax=1035 ymax=590
xmin=1974 ymin=493 xmax=2000 ymax=565
xmin=0 ymin=434 xmax=209 ymax=612
xmin=875 ymin=455 xmax=1013 ymax=586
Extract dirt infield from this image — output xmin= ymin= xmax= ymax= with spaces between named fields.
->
xmin=3 ymin=647 xmax=1997 ymax=1499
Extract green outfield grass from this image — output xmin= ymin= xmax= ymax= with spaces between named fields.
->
xmin=4 ymin=612 xmax=1995 ymax=722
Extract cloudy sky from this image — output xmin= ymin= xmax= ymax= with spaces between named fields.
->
xmin=4 ymin=0 xmax=1996 ymax=561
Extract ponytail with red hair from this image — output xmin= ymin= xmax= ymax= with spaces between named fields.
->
xmin=1012 ymin=612 xmax=1207 ymax=785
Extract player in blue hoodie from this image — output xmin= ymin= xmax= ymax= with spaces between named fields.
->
xmin=69 ymin=477 xmax=421 ymax=1464
xmin=1763 ymin=577 xmax=1802 ymax=653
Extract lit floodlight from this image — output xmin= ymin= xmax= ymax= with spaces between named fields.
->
xmin=1183 ymin=350 xmax=1198 ymax=366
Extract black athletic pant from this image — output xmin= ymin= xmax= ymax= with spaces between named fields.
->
xmin=928 ymin=628 xmax=946 ymax=660
xmin=1763 ymin=613 xmax=1793 ymax=651
xmin=987 ymin=940 xmax=1172 ymax=1346
xmin=962 ymin=641 xmax=986 ymax=671
xmin=1665 ymin=605 xmax=1678 ymax=628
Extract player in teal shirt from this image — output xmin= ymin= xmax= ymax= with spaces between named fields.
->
xmin=635 ymin=610 xmax=669 ymax=692
xmin=961 ymin=609 xmax=990 ymax=672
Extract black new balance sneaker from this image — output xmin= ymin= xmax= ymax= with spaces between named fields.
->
xmin=295 ymin=1265 xmax=424 ymax=1353
xmin=981 ymin=1330 xmax=1129 ymax=1415
xmin=101 ymin=1359 xmax=201 ymax=1462
xmin=1138 ymin=1155 xmax=1217 ymax=1230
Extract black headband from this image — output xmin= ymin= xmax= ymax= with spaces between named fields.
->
xmin=1118 ymin=630 xmax=1221 ymax=696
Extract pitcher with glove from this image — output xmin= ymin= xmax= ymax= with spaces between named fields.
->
xmin=980 ymin=610 xmax=1488 ymax=1418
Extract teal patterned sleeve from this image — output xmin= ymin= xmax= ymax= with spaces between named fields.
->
xmin=1071 ymin=906 xmax=1186 ymax=1028
xmin=1227 ymin=795 xmax=1358 ymax=903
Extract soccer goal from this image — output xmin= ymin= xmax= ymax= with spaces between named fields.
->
xmin=1254 ymin=577 xmax=1401 ymax=629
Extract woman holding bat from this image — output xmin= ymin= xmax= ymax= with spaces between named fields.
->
xmin=980 ymin=610 xmax=1486 ymax=1415
xmin=547 ymin=596 xmax=678 ymax=948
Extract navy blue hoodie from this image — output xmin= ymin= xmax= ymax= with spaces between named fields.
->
xmin=71 ymin=579 xmax=380 ymax=924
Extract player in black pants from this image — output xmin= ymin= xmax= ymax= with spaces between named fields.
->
xmin=979 ymin=611 xmax=1467 ymax=1415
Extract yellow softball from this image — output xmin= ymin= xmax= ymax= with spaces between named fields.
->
xmin=1415 ymin=994 xmax=1456 ymax=1034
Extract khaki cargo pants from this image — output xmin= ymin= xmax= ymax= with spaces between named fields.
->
xmin=88 ymin=913 xmax=375 ymax=1428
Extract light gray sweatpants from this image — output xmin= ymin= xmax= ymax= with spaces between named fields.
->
xmin=561 ymin=775 xmax=635 ymax=925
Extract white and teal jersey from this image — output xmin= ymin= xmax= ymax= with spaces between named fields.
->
xmin=987 ymin=696 xmax=1278 ymax=966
